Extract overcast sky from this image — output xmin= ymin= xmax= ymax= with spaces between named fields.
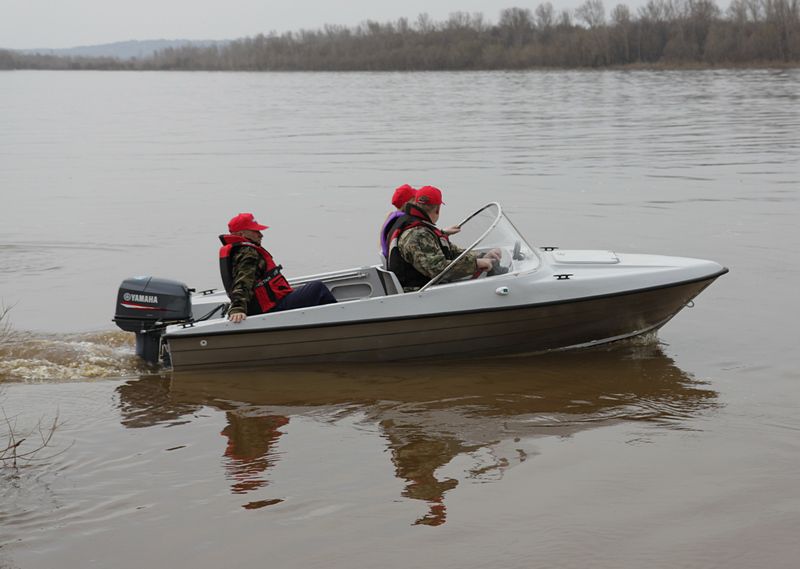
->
xmin=1 ymin=0 xmax=668 ymax=50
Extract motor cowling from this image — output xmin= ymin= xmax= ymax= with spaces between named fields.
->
xmin=113 ymin=276 xmax=192 ymax=364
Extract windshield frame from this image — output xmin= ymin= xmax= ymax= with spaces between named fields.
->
xmin=418 ymin=202 xmax=504 ymax=293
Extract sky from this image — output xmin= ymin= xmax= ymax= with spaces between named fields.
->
xmin=1 ymin=0 xmax=658 ymax=50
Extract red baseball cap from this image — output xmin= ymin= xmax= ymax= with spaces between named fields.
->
xmin=415 ymin=186 xmax=444 ymax=206
xmin=228 ymin=212 xmax=268 ymax=233
xmin=391 ymin=184 xmax=416 ymax=209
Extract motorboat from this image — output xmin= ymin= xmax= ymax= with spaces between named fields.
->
xmin=113 ymin=203 xmax=727 ymax=370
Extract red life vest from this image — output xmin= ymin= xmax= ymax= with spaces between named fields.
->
xmin=218 ymin=234 xmax=294 ymax=314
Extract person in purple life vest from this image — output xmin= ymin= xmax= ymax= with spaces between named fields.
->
xmin=219 ymin=213 xmax=337 ymax=323
xmin=379 ymin=184 xmax=417 ymax=260
xmin=379 ymin=184 xmax=461 ymax=260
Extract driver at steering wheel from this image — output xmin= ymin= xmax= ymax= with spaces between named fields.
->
xmin=386 ymin=186 xmax=500 ymax=292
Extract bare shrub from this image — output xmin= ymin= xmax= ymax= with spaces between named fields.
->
xmin=1 ymin=306 xmax=70 ymax=469
xmin=1 ymin=408 xmax=68 ymax=469
xmin=0 ymin=303 xmax=11 ymax=345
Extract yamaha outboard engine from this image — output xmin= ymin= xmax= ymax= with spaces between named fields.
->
xmin=113 ymin=276 xmax=193 ymax=365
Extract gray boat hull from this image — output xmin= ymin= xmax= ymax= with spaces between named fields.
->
xmin=167 ymin=274 xmax=721 ymax=370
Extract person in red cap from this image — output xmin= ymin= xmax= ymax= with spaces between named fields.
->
xmin=379 ymin=184 xmax=417 ymax=259
xmin=391 ymin=184 xmax=416 ymax=210
xmin=384 ymin=186 xmax=498 ymax=291
xmin=219 ymin=213 xmax=336 ymax=323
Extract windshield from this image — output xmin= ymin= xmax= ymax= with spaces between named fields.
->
xmin=419 ymin=203 xmax=540 ymax=292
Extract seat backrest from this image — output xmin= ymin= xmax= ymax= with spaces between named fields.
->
xmin=376 ymin=267 xmax=403 ymax=295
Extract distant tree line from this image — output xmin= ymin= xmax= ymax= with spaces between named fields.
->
xmin=2 ymin=0 xmax=799 ymax=71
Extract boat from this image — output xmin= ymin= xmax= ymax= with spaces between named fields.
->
xmin=113 ymin=203 xmax=728 ymax=370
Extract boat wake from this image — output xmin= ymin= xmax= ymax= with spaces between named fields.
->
xmin=0 ymin=329 xmax=145 ymax=382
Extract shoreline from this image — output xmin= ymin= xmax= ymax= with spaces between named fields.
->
xmin=3 ymin=60 xmax=799 ymax=72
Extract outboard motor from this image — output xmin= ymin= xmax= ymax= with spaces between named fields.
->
xmin=113 ymin=276 xmax=193 ymax=365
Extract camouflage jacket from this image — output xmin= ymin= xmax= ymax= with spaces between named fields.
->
xmin=398 ymin=226 xmax=478 ymax=291
xmin=227 ymin=246 xmax=266 ymax=315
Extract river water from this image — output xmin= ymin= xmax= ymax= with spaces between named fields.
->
xmin=1 ymin=69 xmax=799 ymax=568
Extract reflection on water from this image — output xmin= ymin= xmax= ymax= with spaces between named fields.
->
xmin=221 ymin=411 xmax=287 ymax=499
xmin=115 ymin=342 xmax=716 ymax=525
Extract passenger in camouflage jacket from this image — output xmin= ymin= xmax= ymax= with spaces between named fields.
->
xmin=227 ymin=245 xmax=266 ymax=316
xmin=394 ymin=186 xmax=496 ymax=291
xmin=222 ymin=212 xmax=336 ymax=323
xmin=398 ymin=226 xmax=478 ymax=285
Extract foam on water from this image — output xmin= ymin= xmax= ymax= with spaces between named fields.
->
xmin=0 ymin=330 xmax=145 ymax=381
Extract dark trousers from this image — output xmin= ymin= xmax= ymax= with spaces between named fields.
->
xmin=271 ymin=280 xmax=337 ymax=312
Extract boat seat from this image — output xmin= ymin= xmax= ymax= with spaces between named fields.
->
xmin=376 ymin=267 xmax=403 ymax=295
xmin=292 ymin=266 xmax=402 ymax=300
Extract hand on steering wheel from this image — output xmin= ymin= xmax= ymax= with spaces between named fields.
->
xmin=471 ymin=257 xmax=494 ymax=279
xmin=476 ymin=258 xmax=494 ymax=272
xmin=485 ymin=248 xmax=503 ymax=261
